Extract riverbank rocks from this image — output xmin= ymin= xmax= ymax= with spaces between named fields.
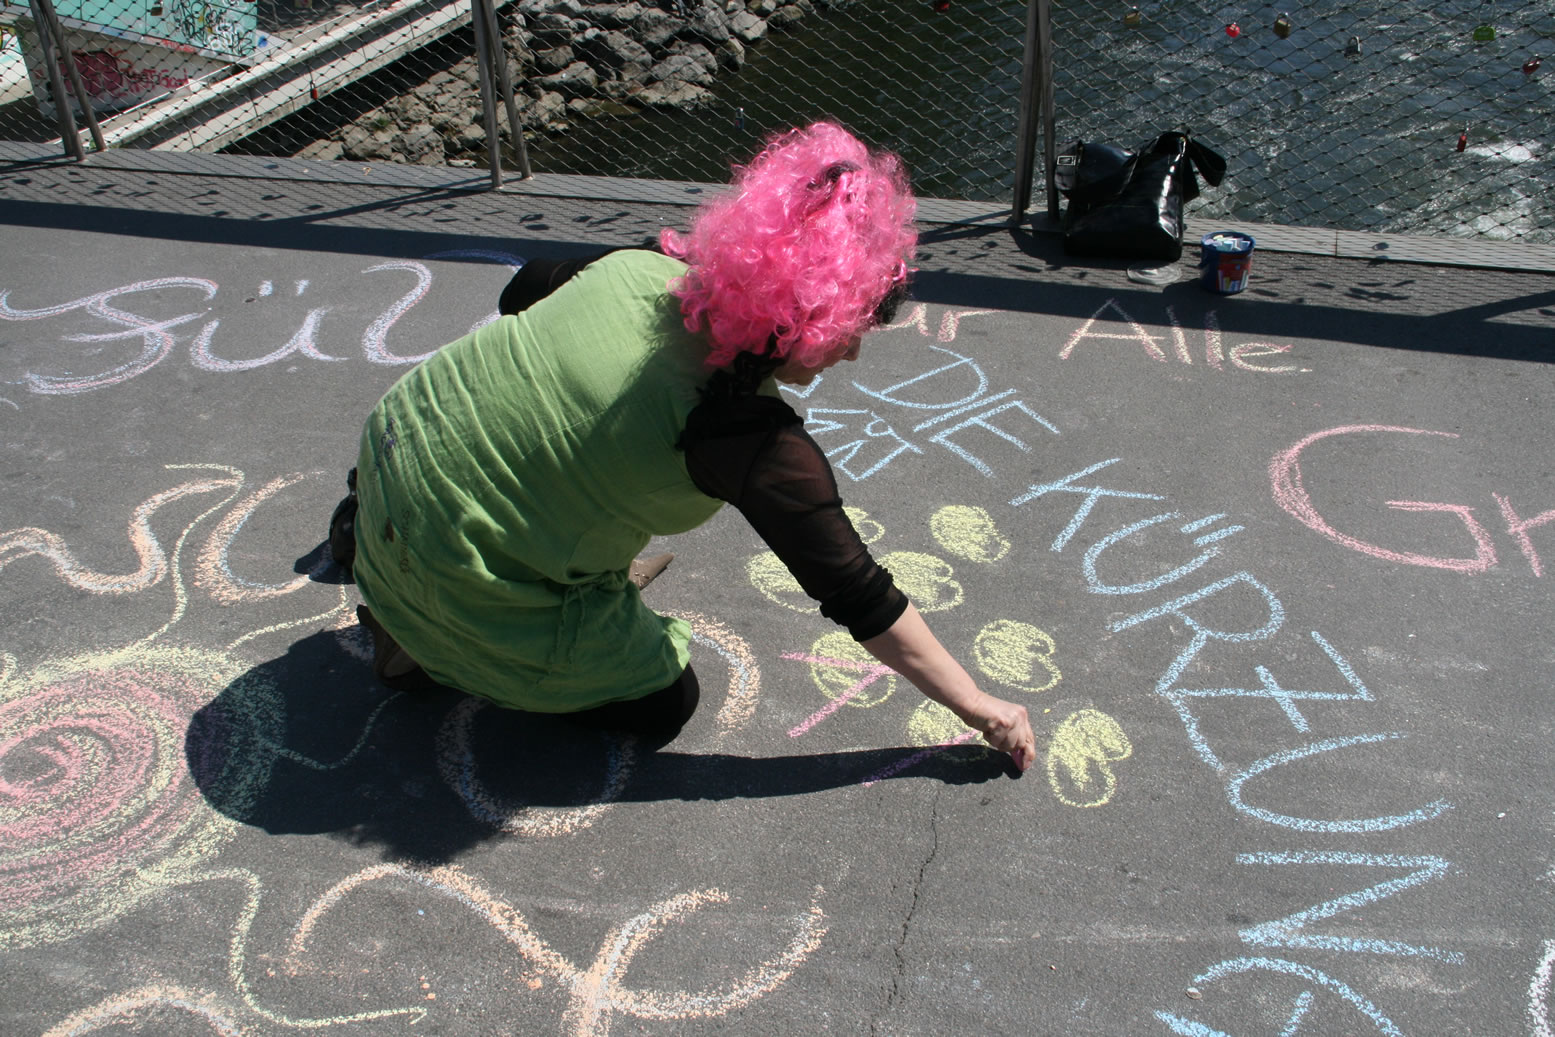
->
xmin=305 ymin=0 xmax=834 ymax=167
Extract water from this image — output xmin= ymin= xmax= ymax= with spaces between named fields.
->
xmin=524 ymin=0 xmax=1555 ymax=241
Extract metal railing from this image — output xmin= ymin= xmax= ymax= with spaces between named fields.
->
xmin=2 ymin=0 xmax=1550 ymax=244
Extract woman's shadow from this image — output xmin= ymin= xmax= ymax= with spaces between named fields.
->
xmin=186 ymin=623 xmax=1016 ymax=865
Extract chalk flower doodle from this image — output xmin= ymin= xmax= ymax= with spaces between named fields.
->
xmin=771 ymin=500 xmax=1133 ymax=805
xmin=1044 ymin=708 xmax=1133 ymax=808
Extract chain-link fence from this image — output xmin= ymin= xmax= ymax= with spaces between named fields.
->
xmin=1051 ymin=0 xmax=1554 ymax=242
xmin=2 ymin=0 xmax=1551 ymax=243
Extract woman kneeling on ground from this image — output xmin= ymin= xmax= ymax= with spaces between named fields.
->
xmin=336 ymin=121 xmax=1036 ymax=771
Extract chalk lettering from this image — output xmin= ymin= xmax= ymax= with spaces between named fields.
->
xmin=360 ymin=261 xmax=440 ymax=364
xmin=1157 ymin=957 xmax=1405 ymax=1036
xmin=1530 ymin=939 xmax=1555 ymax=1037
xmin=1081 ymin=511 xmax=1243 ymax=596
xmin=879 ymin=302 xmax=998 ymax=343
xmin=925 ymin=399 xmax=1059 ymax=478
xmin=852 ymin=344 xmax=991 ymax=411
xmin=1230 ymin=341 xmax=1300 ymax=373
xmin=1060 ymin=298 xmax=1168 ymax=362
xmin=1226 ymin=733 xmax=1452 ymax=833
xmin=191 ymin=305 xmax=347 ymax=371
xmin=1237 ymin=851 xmax=1463 ymax=963
xmin=1008 ymin=458 xmax=1166 ymax=552
xmin=1494 ymin=492 xmax=1555 ymax=577
xmin=804 ymin=408 xmax=923 ymax=481
xmin=1 ymin=278 xmax=217 ymax=394
xmin=1270 ymin=425 xmax=1497 ymax=572
xmin=1162 ymin=630 xmax=1372 ymax=737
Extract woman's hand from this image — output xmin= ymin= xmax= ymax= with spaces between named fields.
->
xmin=969 ymin=694 xmax=1036 ymax=773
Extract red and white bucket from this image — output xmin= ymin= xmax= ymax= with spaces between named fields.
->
xmin=1198 ymin=231 xmax=1255 ymax=294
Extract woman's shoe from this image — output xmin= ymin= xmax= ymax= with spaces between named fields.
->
xmin=629 ymin=552 xmax=674 ymax=590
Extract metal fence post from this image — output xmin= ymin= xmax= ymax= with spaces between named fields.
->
xmin=1011 ymin=0 xmax=1056 ymax=225
xmin=28 ymin=0 xmax=81 ymax=160
xmin=470 ymin=0 xmax=505 ymax=188
xmin=31 ymin=0 xmax=106 ymax=153
xmin=476 ymin=0 xmax=531 ymax=179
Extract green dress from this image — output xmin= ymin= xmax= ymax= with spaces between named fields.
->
xmin=351 ymin=250 xmax=724 ymax=712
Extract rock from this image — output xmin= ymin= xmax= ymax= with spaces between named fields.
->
xmin=537 ymin=60 xmax=601 ymax=98
xmin=502 ymin=35 xmax=532 ymax=66
xmin=456 ymin=122 xmax=488 ymax=151
xmin=767 ymin=3 xmax=804 ymax=28
xmin=650 ymin=45 xmax=716 ymax=85
xmin=716 ymin=35 xmax=745 ymax=69
xmin=729 ymin=9 xmax=765 ymax=41
xmin=577 ymin=28 xmax=651 ymax=70
xmin=669 ymin=40 xmax=717 ymax=68
xmin=341 ymin=124 xmax=397 ymax=161
xmin=579 ymin=2 xmax=642 ymax=28
xmin=517 ymin=0 xmax=582 ymax=17
xmin=529 ymin=11 xmax=581 ymax=38
xmin=689 ymin=0 xmax=731 ymax=42
xmin=532 ymin=43 xmax=576 ymax=72
xmin=633 ymin=79 xmax=714 ymax=108
xmin=297 ymin=137 xmax=344 ymax=161
xmin=635 ymin=7 xmax=684 ymax=50
xmin=746 ymin=0 xmax=775 ymax=14
xmin=389 ymin=94 xmax=432 ymax=126
xmin=398 ymin=123 xmax=445 ymax=164
xmin=529 ymin=90 xmax=568 ymax=126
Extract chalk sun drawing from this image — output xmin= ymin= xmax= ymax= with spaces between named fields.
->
xmin=283 ymin=863 xmax=828 ymax=1037
xmin=0 ymin=463 xmax=351 ymax=951
xmin=0 ymin=644 xmax=267 ymax=951
xmin=3 ymin=457 xmax=834 ymax=1034
xmin=1 ymin=461 xmax=422 ymax=1035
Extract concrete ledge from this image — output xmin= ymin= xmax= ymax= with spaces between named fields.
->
xmin=3 ymin=146 xmax=1550 ymax=272
xmin=1181 ymin=219 xmax=1555 ymax=274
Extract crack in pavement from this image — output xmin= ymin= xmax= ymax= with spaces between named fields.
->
xmin=872 ymin=785 xmax=944 ymax=1035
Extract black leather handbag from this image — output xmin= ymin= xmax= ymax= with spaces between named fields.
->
xmin=1057 ymin=131 xmax=1227 ymax=262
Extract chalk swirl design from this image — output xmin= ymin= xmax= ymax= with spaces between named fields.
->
xmin=0 ymin=646 xmax=257 ymax=950
xmin=437 ymin=698 xmax=635 ymax=838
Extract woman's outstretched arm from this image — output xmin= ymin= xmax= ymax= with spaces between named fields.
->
xmin=861 ymin=602 xmax=1036 ymax=772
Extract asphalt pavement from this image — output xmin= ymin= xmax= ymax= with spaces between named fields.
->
xmin=2 ymin=150 xmax=1554 ymax=1036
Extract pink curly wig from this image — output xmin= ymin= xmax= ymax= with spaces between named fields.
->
xmin=659 ymin=122 xmax=918 ymax=370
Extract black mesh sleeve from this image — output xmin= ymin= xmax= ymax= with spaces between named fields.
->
xmin=498 ymin=256 xmax=595 ymax=315
xmin=684 ymin=396 xmax=909 ymax=641
xmin=498 ymin=242 xmax=662 ymax=315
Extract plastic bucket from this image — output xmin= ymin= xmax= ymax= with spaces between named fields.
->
xmin=1198 ymin=231 xmax=1255 ymax=294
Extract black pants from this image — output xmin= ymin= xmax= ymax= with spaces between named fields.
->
xmin=569 ymin=666 xmax=701 ymax=740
